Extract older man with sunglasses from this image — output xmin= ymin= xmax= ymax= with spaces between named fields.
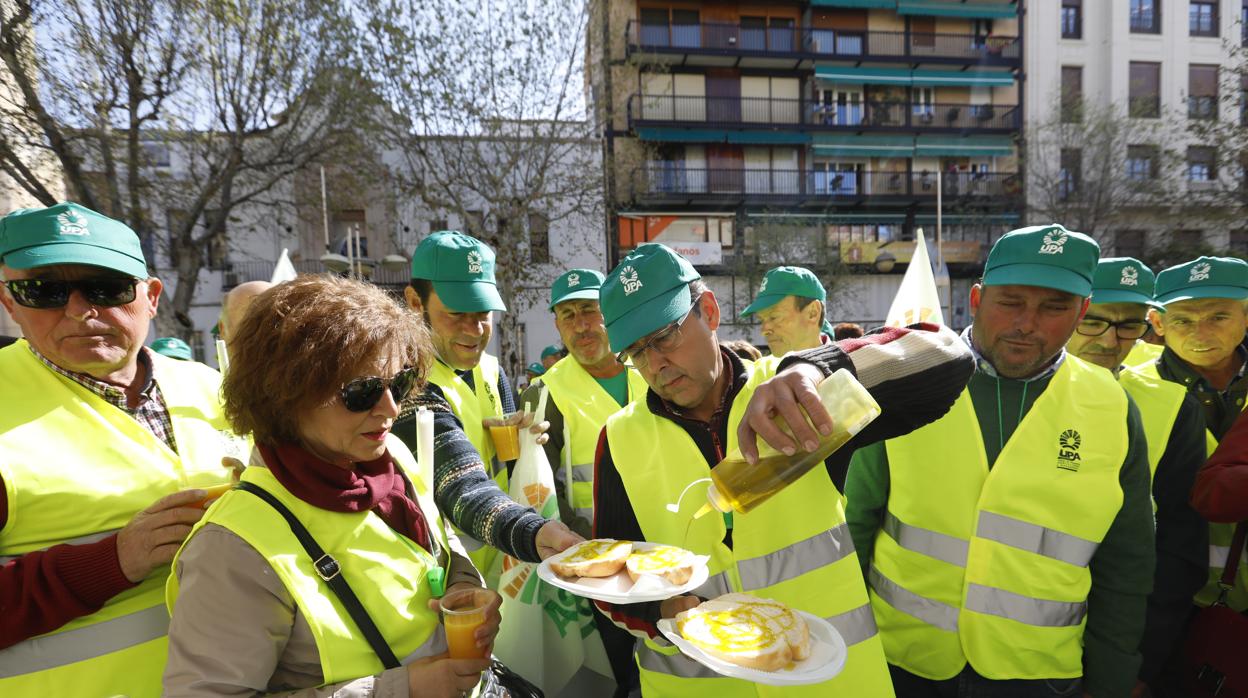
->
xmin=0 ymin=203 xmax=237 ymax=697
xmin=1065 ymin=258 xmax=1208 ymax=698
xmin=592 ymin=242 xmax=974 ymax=697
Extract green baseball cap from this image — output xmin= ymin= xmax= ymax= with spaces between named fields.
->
xmin=540 ymin=344 xmax=562 ymax=359
xmin=1090 ymin=257 xmax=1156 ymax=306
xmin=549 ymin=268 xmax=604 ymax=309
xmin=410 ymin=230 xmax=505 ymax=313
xmin=740 ymin=266 xmax=826 ymax=317
xmin=1154 ymin=256 xmax=1248 ymax=306
xmin=150 ymin=337 xmax=192 ymax=361
xmin=526 ymin=361 xmax=546 ymax=376
xmin=0 ymin=202 xmax=148 ymax=278
xmin=600 ymin=243 xmax=701 ymax=353
xmin=982 ymin=224 xmax=1099 ymax=297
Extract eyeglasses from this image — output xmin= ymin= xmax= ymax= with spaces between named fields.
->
xmin=340 ymin=367 xmax=419 ymax=412
xmin=4 ymin=278 xmax=139 ymax=309
xmin=616 ymin=296 xmax=701 ymax=370
xmin=1075 ymin=316 xmax=1151 ymax=340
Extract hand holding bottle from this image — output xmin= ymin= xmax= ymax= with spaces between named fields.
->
xmin=736 ymin=362 xmax=833 ymax=464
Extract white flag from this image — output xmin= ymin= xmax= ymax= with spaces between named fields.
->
xmin=270 ymin=248 xmax=298 ymax=284
xmin=885 ymin=228 xmax=946 ymax=327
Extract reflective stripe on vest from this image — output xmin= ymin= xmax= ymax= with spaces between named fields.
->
xmin=0 ymin=605 xmax=167 ymax=678
xmin=1134 ymin=360 xmax=1248 ymax=611
xmin=168 ymin=435 xmax=450 ymax=684
xmin=0 ymin=343 xmax=232 ymax=697
xmin=541 ymin=357 xmax=647 ymax=521
xmin=606 ymin=355 xmax=895 ymax=697
xmin=878 ymin=357 xmax=1127 ymax=681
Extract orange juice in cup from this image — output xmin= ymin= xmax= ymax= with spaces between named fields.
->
xmin=195 ymin=483 xmax=234 ymax=508
xmin=440 ymin=588 xmax=496 ymax=659
xmin=489 ymin=416 xmax=521 ymax=462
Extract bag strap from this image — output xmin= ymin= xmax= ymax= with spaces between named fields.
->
xmin=237 ymin=481 xmax=401 ymax=670
xmin=1220 ymin=521 xmax=1248 ymax=588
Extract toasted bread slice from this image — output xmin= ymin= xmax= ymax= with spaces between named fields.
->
xmin=549 ymin=539 xmax=633 ymax=579
xmin=626 ymin=545 xmax=695 ymax=585
xmin=676 ymin=593 xmax=810 ymax=672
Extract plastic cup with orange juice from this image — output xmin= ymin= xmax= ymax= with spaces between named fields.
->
xmin=195 ymin=483 xmax=234 ymax=508
xmin=488 ymin=412 xmax=521 ymax=462
xmin=440 ymin=587 xmax=498 ymax=659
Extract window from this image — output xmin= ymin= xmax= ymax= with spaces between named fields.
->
xmin=1190 ymin=0 xmax=1218 ymax=36
xmin=971 ymin=19 xmax=993 ymax=48
xmin=913 ymin=87 xmax=935 ymax=118
xmin=1131 ymin=0 xmax=1161 ymax=33
xmin=1175 ymin=229 xmax=1204 ymax=248
xmin=464 ymin=210 xmax=484 ymax=234
xmin=1060 ymin=148 xmax=1081 ymax=199
xmin=1189 ymin=64 xmax=1219 ymax=119
xmin=1127 ymin=145 xmax=1159 ymax=179
xmin=1230 ymin=228 xmax=1248 ymax=254
xmin=528 ymin=212 xmax=549 ymax=264
xmin=1061 ymin=66 xmax=1083 ymax=122
xmin=1115 ymin=230 xmax=1146 ymax=258
xmin=1243 ymin=0 xmax=1248 ymax=45
xmin=911 ymin=17 xmax=936 ymax=48
xmin=429 ymin=218 xmax=448 ymax=233
xmin=1187 ymin=146 xmax=1217 ymax=181
xmin=1129 ymin=62 xmax=1161 ymax=118
xmin=142 ymin=142 xmax=170 ymax=168
xmin=1062 ymin=0 xmax=1082 ymax=38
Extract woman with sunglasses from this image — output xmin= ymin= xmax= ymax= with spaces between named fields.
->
xmin=163 ymin=275 xmax=498 ymax=697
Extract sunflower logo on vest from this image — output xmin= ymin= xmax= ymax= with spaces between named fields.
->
xmin=57 ymin=210 xmax=89 ymax=236
xmin=1120 ymin=266 xmax=1139 ymax=287
xmin=1038 ymin=230 xmax=1067 ymax=255
xmin=467 ymin=251 xmax=484 ymax=274
xmin=620 ymin=266 xmax=643 ymax=296
xmin=1190 ymin=262 xmax=1212 ymax=283
xmin=1057 ymin=429 xmax=1082 ymax=472
xmin=567 ymin=272 xmax=580 ymax=287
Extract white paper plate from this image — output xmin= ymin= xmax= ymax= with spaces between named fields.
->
xmin=656 ymin=610 xmax=847 ymax=686
xmin=536 ymin=541 xmax=710 ymax=604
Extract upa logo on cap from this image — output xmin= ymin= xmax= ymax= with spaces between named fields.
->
xmin=567 ymin=272 xmax=580 ymax=287
xmin=1039 ymin=230 xmax=1068 ymax=256
xmin=1120 ymin=265 xmax=1139 ymax=287
xmin=1190 ymin=262 xmax=1212 ymax=283
xmin=620 ymin=266 xmax=643 ymax=296
xmin=466 ymin=250 xmax=483 ymax=274
xmin=57 ymin=210 xmax=89 ymax=236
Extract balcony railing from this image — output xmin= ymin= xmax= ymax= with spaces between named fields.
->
xmin=635 ymin=165 xmax=1020 ymax=200
xmin=629 ymin=94 xmax=1020 ymax=131
xmin=221 ymin=259 xmax=410 ymax=290
xmin=627 ymin=21 xmax=1021 ymax=63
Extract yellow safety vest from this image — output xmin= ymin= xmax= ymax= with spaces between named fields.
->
xmin=0 ymin=342 xmax=233 ymax=698
xmin=427 ymin=353 xmax=505 ymax=587
xmin=1132 ymin=360 xmax=1248 ymax=610
xmin=1118 ymin=365 xmax=1189 ymax=481
xmin=605 ymin=356 xmax=895 ymax=697
xmin=1123 ymin=341 xmax=1164 ymax=369
xmin=878 ymin=357 xmax=1128 ymax=681
xmin=168 ymin=435 xmax=451 ymax=684
xmin=539 ymin=356 xmax=647 ymax=522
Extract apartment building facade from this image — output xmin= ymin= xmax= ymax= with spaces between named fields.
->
xmin=590 ymin=0 xmax=1023 ymax=332
xmin=1026 ymin=0 xmax=1248 ymax=261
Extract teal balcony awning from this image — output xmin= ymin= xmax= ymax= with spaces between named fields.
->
xmin=897 ymin=1 xmax=1018 ymax=18
xmin=914 ymin=135 xmax=1014 ymax=157
xmin=815 ymin=65 xmax=915 ymax=85
xmin=810 ymin=0 xmax=896 ymax=7
xmin=813 ymin=135 xmax=915 ymax=157
xmin=817 ymin=65 xmax=1015 ymax=87
xmin=726 ymin=131 xmax=812 ymax=145
xmin=909 ymin=69 xmax=1015 ymax=87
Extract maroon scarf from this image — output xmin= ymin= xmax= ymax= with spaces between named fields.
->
xmin=258 ymin=442 xmax=433 ymax=553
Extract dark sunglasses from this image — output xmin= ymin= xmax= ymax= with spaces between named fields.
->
xmin=340 ymin=367 xmax=419 ymax=412
xmin=4 ymin=278 xmax=139 ymax=309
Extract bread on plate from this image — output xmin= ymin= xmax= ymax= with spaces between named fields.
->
xmin=625 ymin=544 xmax=696 ymax=585
xmin=676 ymin=593 xmax=811 ymax=672
xmin=549 ymin=539 xmax=633 ymax=579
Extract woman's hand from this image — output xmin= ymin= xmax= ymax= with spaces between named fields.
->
xmin=483 ymin=411 xmax=551 ymax=446
xmin=429 ymin=583 xmax=502 ymax=652
xmin=406 ymin=653 xmax=491 ymax=698
xmin=536 ymin=520 xmax=584 ymax=560
xmin=659 ymin=595 xmax=700 ymax=619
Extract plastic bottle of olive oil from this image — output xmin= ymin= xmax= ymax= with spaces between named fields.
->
xmin=695 ymin=368 xmax=881 ymax=518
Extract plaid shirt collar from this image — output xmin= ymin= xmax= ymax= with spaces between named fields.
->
xmin=29 ymin=344 xmax=160 ymax=409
